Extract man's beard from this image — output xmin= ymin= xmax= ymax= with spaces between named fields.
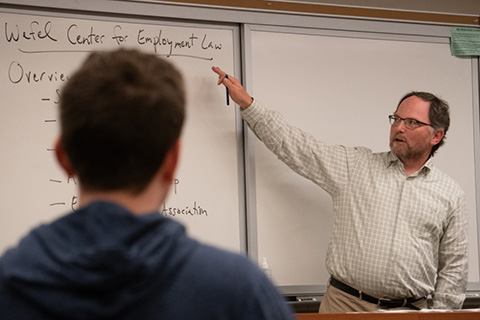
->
xmin=390 ymin=134 xmax=430 ymax=161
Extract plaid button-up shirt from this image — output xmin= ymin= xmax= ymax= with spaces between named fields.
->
xmin=242 ymin=100 xmax=468 ymax=309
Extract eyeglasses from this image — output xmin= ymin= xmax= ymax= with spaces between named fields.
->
xmin=388 ymin=115 xmax=433 ymax=130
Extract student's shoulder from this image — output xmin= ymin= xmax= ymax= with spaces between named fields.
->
xmin=180 ymin=241 xmax=282 ymax=303
xmin=181 ymin=244 xmax=294 ymax=319
xmin=190 ymin=243 xmax=263 ymax=283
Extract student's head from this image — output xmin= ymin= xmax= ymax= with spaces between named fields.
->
xmin=390 ymin=91 xmax=449 ymax=159
xmin=58 ymin=49 xmax=185 ymax=194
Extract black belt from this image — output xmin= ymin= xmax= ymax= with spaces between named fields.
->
xmin=329 ymin=277 xmax=424 ymax=310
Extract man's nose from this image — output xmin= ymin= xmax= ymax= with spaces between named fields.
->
xmin=395 ymin=119 xmax=407 ymax=132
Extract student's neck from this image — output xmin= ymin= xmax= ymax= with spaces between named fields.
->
xmin=79 ymin=183 xmax=168 ymax=215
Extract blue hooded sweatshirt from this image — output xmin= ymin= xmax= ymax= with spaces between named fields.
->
xmin=0 ymin=201 xmax=294 ymax=320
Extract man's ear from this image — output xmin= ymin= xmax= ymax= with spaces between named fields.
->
xmin=161 ymin=139 xmax=181 ymax=183
xmin=431 ymin=129 xmax=445 ymax=146
xmin=54 ymin=137 xmax=76 ymax=176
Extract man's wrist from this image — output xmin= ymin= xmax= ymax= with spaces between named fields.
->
xmin=240 ymin=97 xmax=254 ymax=110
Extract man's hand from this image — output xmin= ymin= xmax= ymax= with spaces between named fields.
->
xmin=212 ymin=66 xmax=253 ymax=110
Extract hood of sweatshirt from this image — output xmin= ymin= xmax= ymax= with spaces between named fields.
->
xmin=1 ymin=201 xmax=197 ymax=318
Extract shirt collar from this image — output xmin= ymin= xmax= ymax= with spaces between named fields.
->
xmin=386 ymin=151 xmax=433 ymax=176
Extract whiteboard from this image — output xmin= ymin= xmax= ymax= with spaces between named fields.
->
xmin=246 ymin=25 xmax=479 ymax=290
xmin=0 ymin=10 xmax=243 ymax=254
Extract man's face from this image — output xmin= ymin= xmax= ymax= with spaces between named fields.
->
xmin=389 ymin=96 xmax=439 ymax=162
